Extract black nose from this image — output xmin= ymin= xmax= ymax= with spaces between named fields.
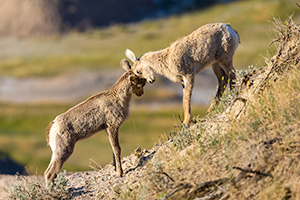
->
xmin=149 ymin=79 xmax=155 ymax=84
xmin=137 ymin=91 xmax=143 ymax=96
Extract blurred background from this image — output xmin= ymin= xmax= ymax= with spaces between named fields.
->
xmin=0 ymin=0 xmax=299 ymax=175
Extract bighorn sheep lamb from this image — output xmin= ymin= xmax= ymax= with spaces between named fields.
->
xmin=125 ymin=23 xmax=240 ymax=126
xmin=44 ymin=60 xmax=146 ymax=183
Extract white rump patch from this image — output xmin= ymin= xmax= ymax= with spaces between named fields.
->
xmin=49 ymin=122 xmax=59 ymax=153
xmin=224 ymin=24 xmax=239 ymax=46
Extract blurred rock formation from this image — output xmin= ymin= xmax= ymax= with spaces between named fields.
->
xmin=0 ymin=0 xmax=234 ymax=36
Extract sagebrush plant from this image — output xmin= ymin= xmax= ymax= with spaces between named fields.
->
xmin=8 ymin=171 xmax=71 ymax=200
xmin=48 ymin=171 xmax=71 ymax=199
xmin=170 ymin=124 xmax=194 ymax=150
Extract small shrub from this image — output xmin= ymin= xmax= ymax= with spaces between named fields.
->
xmin=48 ymin=171 xmax=71 ymax=199
xmin=170 ymin=124 xmax=194 ymax=150
xmin=8 ymin=171 xmax=71 ymax=200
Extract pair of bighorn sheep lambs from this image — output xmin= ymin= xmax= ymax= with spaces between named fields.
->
xmin=44 ymin=23 xmax=240 ymax=183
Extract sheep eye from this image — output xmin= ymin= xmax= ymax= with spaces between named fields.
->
xmin=136 ymin=70 xmax=142 ymax=75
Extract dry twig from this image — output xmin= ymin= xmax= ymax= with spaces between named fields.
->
xmin=232 ymin=166 xmax=273 ymax=178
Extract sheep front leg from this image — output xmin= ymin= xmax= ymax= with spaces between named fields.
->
xmin=106 ymin=126 xmax=123 ymax=177
xmin=182 ymin=76 xmax=194 ymax=126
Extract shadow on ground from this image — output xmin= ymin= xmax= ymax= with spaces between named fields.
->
xmin=0 ymin=151 xmax=27 ymax=175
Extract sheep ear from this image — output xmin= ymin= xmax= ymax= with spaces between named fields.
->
xmin=125 ymin=49 xmax=138 ymax=63
xmin=120 ymin=59 xmax=131 ymax=71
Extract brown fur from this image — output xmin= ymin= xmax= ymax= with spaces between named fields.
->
xmin=44 ymin=61 xmax=146 ymax=184
xmin=126 ymin=23 xmax=240 ymax=126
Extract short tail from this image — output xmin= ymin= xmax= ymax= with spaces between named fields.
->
xmin=46 ymin=121 xmax=54 ymax=145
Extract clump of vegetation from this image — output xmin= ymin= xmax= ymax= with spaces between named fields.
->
xmin=7 ymin=171 xmax=71 ymax=200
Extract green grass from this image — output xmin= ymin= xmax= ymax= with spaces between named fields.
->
xmin=0 ymin=0 xmax=299 ymax=77
xmin=0 ymin=103 xmax=206 ymax=174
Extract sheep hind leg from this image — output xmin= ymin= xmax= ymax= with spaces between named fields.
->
xmin=219 ymin=60 xmax=236 ymax=90
xmin=44 ymin=155 xmax=62 ymax=184
xmin=207 ymin=63 xmax=228 ymax=113
xmin=44 ymin=147 xmax=74 ymax=185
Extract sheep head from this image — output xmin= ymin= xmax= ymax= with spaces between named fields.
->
xmin=125 ymin=49 xmax=155 ymax=84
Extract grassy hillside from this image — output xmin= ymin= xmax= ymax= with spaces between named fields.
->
xmin=0 ymin=0 xmax=299 ymax=77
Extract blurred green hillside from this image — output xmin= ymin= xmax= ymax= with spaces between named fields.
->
xmin=0 ymin=0 xmax=299 ymax=77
